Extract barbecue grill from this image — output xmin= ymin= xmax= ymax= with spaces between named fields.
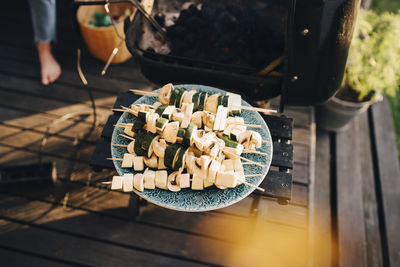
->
xmin=75 ymin=0 xmax=360 ymax=108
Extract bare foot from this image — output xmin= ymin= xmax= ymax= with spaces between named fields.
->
xmin=37 ymin=42 xmax=61 ymax=85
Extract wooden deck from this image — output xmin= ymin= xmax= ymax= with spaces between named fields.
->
xmin=0 ymin=1 xmax=313 ymax=266
xmin=1 ymin=1 xmax=399 ymax=266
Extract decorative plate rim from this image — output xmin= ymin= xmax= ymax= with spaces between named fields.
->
xmin=111 ymin=84 xmax=273 ymax=212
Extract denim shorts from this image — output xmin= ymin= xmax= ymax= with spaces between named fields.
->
xmin=28 ymin=0 xmax=56 ymax=43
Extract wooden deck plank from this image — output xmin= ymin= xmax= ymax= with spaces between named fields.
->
xmin=309 ymin=129 xmax=331 ymax=267
xmin=358 ymin=112 xmax=384 ymax=267
xmin=335 ymin=118 xmax=368 ymax=267
xmin=0 ymin=56 xmax=151 ymax=95
xmin=0 ymin=247 xmax=74 ymax=267
xmin=0 ymin=195 xmax=236 ymax=266
xmin=0 ymin=219 xmax=205 ymax=267
xmin=370 ymin=99 xmax=400 ymax=267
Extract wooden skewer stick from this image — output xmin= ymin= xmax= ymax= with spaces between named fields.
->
xmin=102 ymin=181 xmax=112 ymax=185
xmin=262 ymin=140 xmax=272 ymax=144
xmin=241 ymin=181 xmax=265 ymax=192
xmin=232 ymin=105 xmax=277 ymax=114
xmin=112 ymin=144 xmax=128 ymax=147
xmin=120 ymin=134 xmax=135 ymax=141
xmin=130 ymin=89 xmax=159 ymax=97
xmin=230 ymin=122 xmax=262 ymax=129
xmin=112 ymin=108 xmax=127 ymax=112
xmin=245 ymin=174 xmax=264 ymax=178
xmin=121 ymin=106 xmax=138 ymax=116
xmin=242 ymin=149 xmax=268 ymax=156
xmin=107 ymin=158 xmax=123 ymax=161
xmin=223 ymin=149 xmax=265 ymax=167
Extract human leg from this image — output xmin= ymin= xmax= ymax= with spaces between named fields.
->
xmin=28 ymin=0 xmax=61 ymax=85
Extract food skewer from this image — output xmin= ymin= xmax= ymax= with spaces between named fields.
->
xmin=242 ymin=149 xmax=269 ymax=156
xmin=130 ymin=83 xmax=277 ymax=114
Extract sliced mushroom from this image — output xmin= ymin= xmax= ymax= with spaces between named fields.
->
xmin=190 ymin=111 xmax=203 ymax=128
xmin=167 ymin=172 xmax=181 ymax=192
xmin=238 ymin=131 xmax=253 ymax=149
xmin=204 ymin=93 xmax=220 ymax=114
xmin=127 ymin=140 xmax=136 ymax=155
xmin=182 ymin=89 xmax=196 ymax=104
xmin=163 ymin=121 xmax=179 ymax=143
xmin=153 ymin=139 xmax=167 ymax=158
xmin=147 ymin=112 xmax=159 ymax=134
xmin=159 ymin=83 xmax=173 ymax=104
xmin=172 ymin=108 xmax=184 ymax=123
xmin=133 ymin=173 xmax=144 ymax=192
xmin=143 ymin=153 xmax=158 ymax=169
xmin=248 ymin=131 xmax=262 ymax=149
xmin=153 ymin=101 xmax=162 ymax=109
xmin=202 ymin=111 xmax=215 ymax=129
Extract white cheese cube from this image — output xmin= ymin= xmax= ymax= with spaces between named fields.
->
xmin=121 ymin=153 xmax=134 ymax=168
xmin=236 ymin=171 xmax=245 ymax=185
xmin=203 ymin=176 xmax=213 ymax=188
xmin=177 ymin=173 xmax=190 ymax=188
xmin=111 ymin=176 xmax=123 ymax=190
xmin=133 ymin=156 xmax=144 ymax=171
xmin=127 ymin=141 xmax=136 ymax=155
xmin=122 ymin=174 xmax=134 ymax=192
xmin=191 ymin=173 xmax=204 ymax=190
xmin=155 ymin=170 xmax=168 ymax=190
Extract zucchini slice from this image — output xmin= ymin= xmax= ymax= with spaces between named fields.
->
xmin=156 ymin=117 xmax=169 ymax=134
xmin=141 ymin=133 xmax=159 ymax=158
xmin=161 ymin=105 xmax=175 ymax=120
xmin=192 ymin=92 xmax=201 ymax=112
xmin=174 ymin=146 xmax=188 ymax=171
xmin=169 ymin=87 xmax=183 ymax=106
xmin=198 ymin=92 xmax=208 ymax=111
xmin=137 ymin=110 xmax=149 ymax=121
xmin=164 ymin=143 xmax=181 ymax=169
xmin=183 ymin=123 xmax=197 ymax=146
xmin=175 ymin=88 xmax=186 ymax=107
xmin=222 ymin=135 xmax=239 ymax=148
xmin=134 ymin=130 xmax=147 ymax=156
xmin=155 ymin=105 xmax=168 ymax=116
xmin=133 ymin=117 xmax=146 ymax=132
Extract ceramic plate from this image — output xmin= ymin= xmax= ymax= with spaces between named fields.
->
xmin=111 ymin=84 xmax=273 ymax=212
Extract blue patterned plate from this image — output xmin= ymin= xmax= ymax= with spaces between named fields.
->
xmin=111 ymin=84 xmax=273 ymax=212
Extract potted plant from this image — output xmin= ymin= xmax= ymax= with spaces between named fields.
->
xmin=316 ymin=10 xmax=400 ymax=132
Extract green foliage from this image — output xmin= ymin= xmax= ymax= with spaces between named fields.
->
xmin=371 ymin=0 xmax=400 ymax=14
xmin=344 ymin=10 xmax=400 ymax=101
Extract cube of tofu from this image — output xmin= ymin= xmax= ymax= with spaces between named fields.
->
xmin=233 ymin=158 xmax=244 ymax=171
xmin=213 ymin=105 xmax=224 ymax=131
xmin=236 ymin=171 xmax=245 ymax=185
xmin=218 ymin=107 xmax=228 ymax=131
xmin=155 ymin=170 xmax=168 ymax=190
xmin=191 ymin=173 xmax=204 ymax=190
xmin=203 ymin=176 xmax=213 ymax=188
xmin=121 ymin=153 xmax=134 ymax=168
xmin=133 ymin=173 xmax=144 ymax=192
xmin=215 ymin=170 xmax=238 ymax=188
xmin=111 ymin=176 xmax=123 ymax=190
xmin=133 ymin=156 xmax=144 ymax=171
xmin=143 ymin=168 xmax=156 ymax=189
xmin=208 ymin=160 xmax=220 ymax=183
xmin=123 ymin=124 xmax=135 ymax=137
xmin=122 ymin=174 xmax=134 ymax=192
xmin=177 ymin=173 xmax=190 ymax=188
xmin=222 ymin=159 xmax=234 ymax=172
